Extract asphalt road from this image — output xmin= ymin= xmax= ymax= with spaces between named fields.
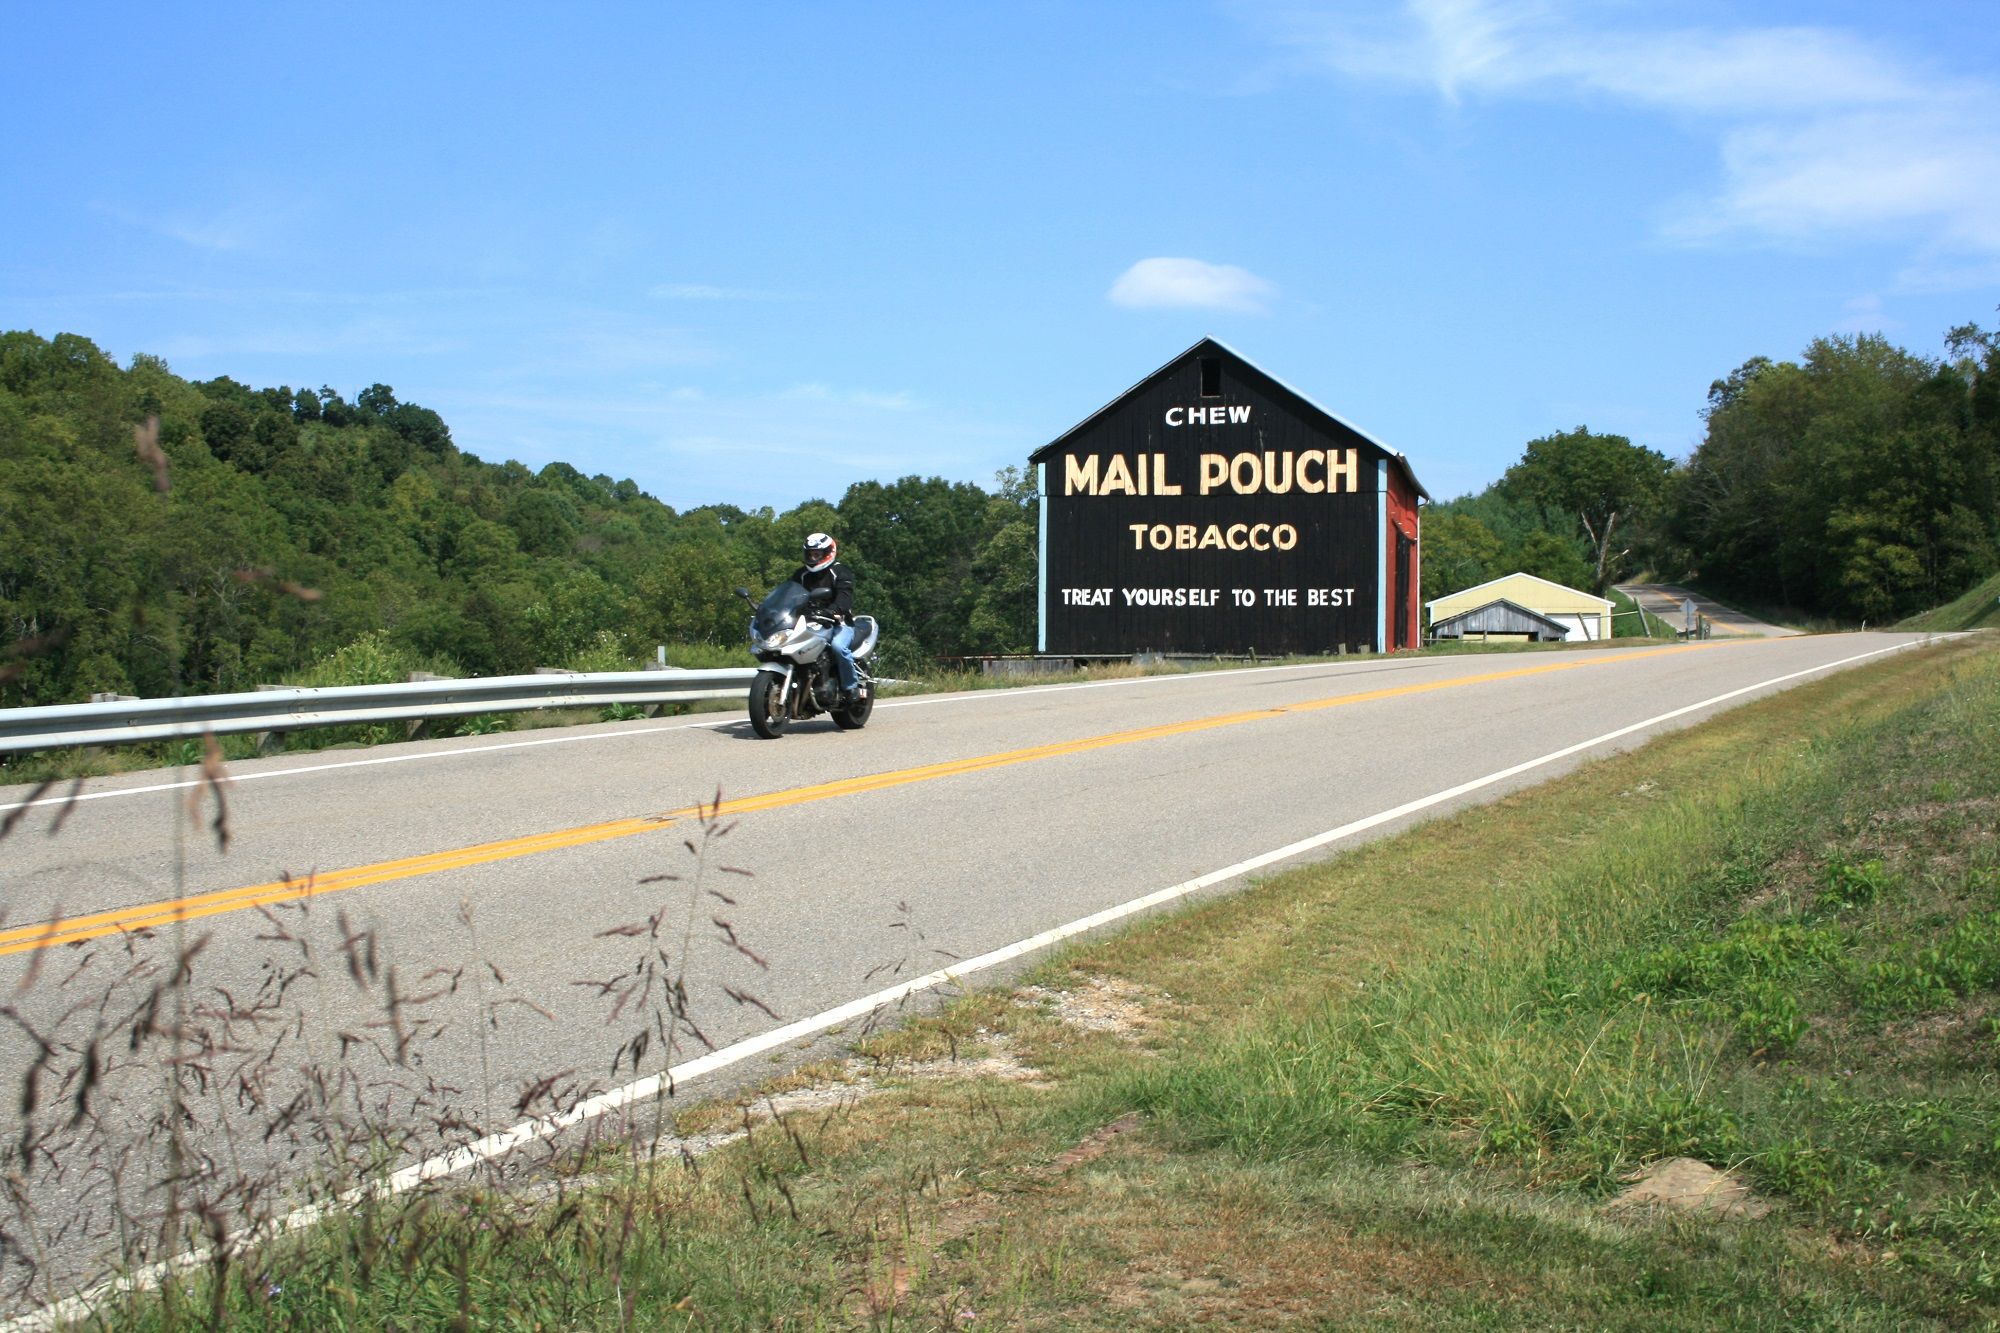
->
xmin=1616 ymin=582 xmax=1801 ymax=637
xmin=0 ymin=631 xmax=1951 ymax=1308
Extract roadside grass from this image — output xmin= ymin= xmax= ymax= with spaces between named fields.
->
xmin=1119 ymin=634 xmax=2000 ymax=1321
xmin=1900 ymin=570 xmax=2000 ymax=632
xmin=55 ymin=635 xmax=2000 ymax=1329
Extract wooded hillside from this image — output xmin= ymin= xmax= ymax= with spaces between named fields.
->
xmin=0 ymin=332 xmax=1037 ymax=708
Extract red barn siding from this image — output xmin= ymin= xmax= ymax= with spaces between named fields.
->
xmin=1386 ymin=464 xmax=1421 ymax=651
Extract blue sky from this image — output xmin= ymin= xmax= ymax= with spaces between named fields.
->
xmin=5 ymin=2 xmax=1997 ymax=508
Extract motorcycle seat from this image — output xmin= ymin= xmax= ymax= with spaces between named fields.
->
xmin=847 ymin=615 xmax=880 ymax=658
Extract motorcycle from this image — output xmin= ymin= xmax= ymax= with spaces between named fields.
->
xmin=737 ymin=581 xmax=880 ymax=739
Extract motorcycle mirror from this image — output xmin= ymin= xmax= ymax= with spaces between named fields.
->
xmin=808 ymin=586 xmax=834 ymax=604
xmin=734 ymin=587 xmax=752 ymax=600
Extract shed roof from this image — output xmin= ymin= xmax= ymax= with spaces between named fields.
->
xmin=1431 ymin=598 xmax=1573 ymax=638
xmin=1426 ymin=571 xmax=1612 ymax=615
xmin=1029 ymin=337 xmax=1429 ymax=501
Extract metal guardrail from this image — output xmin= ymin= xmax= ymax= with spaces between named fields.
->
xmin=0 ymin=668 xmax=758 ymax=754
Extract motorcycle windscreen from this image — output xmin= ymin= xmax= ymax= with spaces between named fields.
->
xmin=752 ymin=581 xmax=812 ymax=639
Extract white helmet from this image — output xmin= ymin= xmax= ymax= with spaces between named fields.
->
xmin=803 ymin=531 xmax=837 ymax=572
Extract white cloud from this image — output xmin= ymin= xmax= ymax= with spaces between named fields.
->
xmin=1249 ymin=1 xmax=2000 ymax=272
xmin=1674 ymin=105 xmax=2000 ymax=255
xmin=1108 ymin=257 xmax=1276 ymax=313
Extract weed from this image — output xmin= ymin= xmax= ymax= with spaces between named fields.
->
xmin=0 ymin=784 xmax=788 ymax=1329
xmin=1817 ymin=855 xmax=1894 ymax=912
xmin=1733 ymin=979 xmax=1807 ymax=1055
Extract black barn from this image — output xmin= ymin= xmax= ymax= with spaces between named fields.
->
xmin=1031 ymin=339 xmax=1427 ymax=657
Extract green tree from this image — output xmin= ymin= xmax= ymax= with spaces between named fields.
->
xmin=520 ymin=568 xmax=620 ymax=665
xmin=508 ymin=487 xmax=583 ymax=557
xmin=1514 ymin=529 xmax=1596 ymax=591
xmin=1419 ymin=510 xmax=1504 ymax=603
xmin=837 ymin=475 xmax=990 ymax=657
xmin=964 ymin=467 xmax=1038 ymax=653
xmin=1503 ymin=428 xmax=1673 ymax=593
xmin=198 ymin=398 xmax=257 ymax=469
xmin=627 ymin=536 xmax=755 ymax=648
xmin=1676 ymin=331 xmax=1997 ymax=619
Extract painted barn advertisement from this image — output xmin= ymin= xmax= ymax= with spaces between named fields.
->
xmin=1033 ymin=340 xmax=1426 ymax=657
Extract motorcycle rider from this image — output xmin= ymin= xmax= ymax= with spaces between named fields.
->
xmin=796 ymin=531 xmax=862 ymax=706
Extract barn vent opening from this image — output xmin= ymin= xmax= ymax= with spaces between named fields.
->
xmin=1199 ymin=357 xmax=1222 ymax=398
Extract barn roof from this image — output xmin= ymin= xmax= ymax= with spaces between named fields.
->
xmin=1028 ymin=336 xmax=1429 ymax=501
xmin=1426 ymin=571 xmax=1612 ymax=614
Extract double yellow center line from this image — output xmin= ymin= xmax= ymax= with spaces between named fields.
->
xmin=0 ymin=642 xmax=1736 ymax=957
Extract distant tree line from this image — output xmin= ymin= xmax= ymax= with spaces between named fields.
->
xmin=1425 ymin=319 xmax=2000 ymax=623
xmin=8 ymin=314 xmax=1996 ymax=710
xmin=0 ymin=331 xmax=1036 ymax=708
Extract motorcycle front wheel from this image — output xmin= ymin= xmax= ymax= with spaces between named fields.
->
xmin=831 ymin=690 xmax=873 ymax=730
xmin=748 ymin=673 xmax=788 ymax=739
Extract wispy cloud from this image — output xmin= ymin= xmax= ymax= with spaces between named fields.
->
xmin=1249 ymin=0 xmax=2000 ymax=272
xmin=41 ymin=285 xmax=510 ymax=306
xmin=144 ymin=318 xmax=465 ymax=362
xmin=649 ymin=282 xmax=795 ymax=302
xmin=449 ymin=382 xmax=1013 ymax=510
xmin=96 ymin=198 xmax=304 ymax=254
xmin=548 ymin=313 xmax=717 ymax=371
xmin=780 ymin=383 xmax=917 ymax=411
xmin=1830 ymin=293 xmax=1897 ymax=337
xmin=1108 ymin=257 xmax=1276 ymax=313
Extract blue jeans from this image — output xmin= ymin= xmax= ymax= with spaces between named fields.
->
xmin=826 ymin=623 xmax=859 ymax=692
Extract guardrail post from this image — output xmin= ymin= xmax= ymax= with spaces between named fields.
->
xmin=638 ymin=657 xmax=677 ymax=716
xmin=252 ymin=684 xmax=288 ymax=754
xmin=405 ymin=672 xmax=448 ymax=739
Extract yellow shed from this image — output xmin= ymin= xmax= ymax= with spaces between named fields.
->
xmin=1426 ymin=573 xmax=1613 ymax=642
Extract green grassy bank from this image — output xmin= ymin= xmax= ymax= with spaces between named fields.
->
xmin=1901 ymin=571 xmax=2000 ymax=633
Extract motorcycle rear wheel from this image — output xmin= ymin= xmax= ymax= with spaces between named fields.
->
xmin=748 ymin=674 xmax=788 ymax=739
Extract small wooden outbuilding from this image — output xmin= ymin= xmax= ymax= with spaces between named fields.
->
xmin=1427 ymin=573 xmax=1612 ymax=642
xmin=1429 ymin=598 xmax=1574 ymax=643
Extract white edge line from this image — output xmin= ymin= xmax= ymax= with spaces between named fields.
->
xmin=1 ymin=634 xmax=1951 ymax=1330
xmin=0 ymin=654 xmax=1449 ymax=813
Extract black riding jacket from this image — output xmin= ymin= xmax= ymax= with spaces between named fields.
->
xmin=794 ymin=560 xmax=855 ymax=622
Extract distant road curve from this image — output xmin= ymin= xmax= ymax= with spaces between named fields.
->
xmin=1616 ymin=583 xmax=1802 ymax=638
